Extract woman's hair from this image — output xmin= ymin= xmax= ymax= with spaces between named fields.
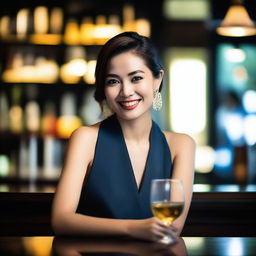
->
xmin=94 ymin=31 xmax=163 ymax=104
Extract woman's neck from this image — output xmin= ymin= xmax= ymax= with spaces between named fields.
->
xmin=116 ymin=112 xmax=152 ymax=143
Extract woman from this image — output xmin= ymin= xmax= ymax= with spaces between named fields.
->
xmin=51 ymin=32 xmax=195 ymax=242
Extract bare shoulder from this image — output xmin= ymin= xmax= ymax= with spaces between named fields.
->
xmin=66 ymin=121 xmax=102 ymax=165
xmin=163 ymin=131 xmax=196 ymax=160
xmin=70 ymin=121 xmax=101 ymax=142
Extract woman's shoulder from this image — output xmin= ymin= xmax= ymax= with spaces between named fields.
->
xmin=68 ymin=121 xmax=102 ymax=148
xmin=163 ymin=131 xmax=195 ymax=144
xmin=71 ymin=121 xmax=101 ymax=137
xmin=163 ymin=131 xmax=196 ymax=159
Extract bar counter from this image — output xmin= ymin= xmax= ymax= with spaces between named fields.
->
xmin=0 ymin=184 xmax=256 ymax=237
xmin=0 ymin=236 xmax=255 ymax=256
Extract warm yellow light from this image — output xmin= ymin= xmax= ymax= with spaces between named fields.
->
xmin=135 ymin=19 xmax=151 ymax=37
xmin=34 ymin=6 xmax=49 ymax=34
xmin=23 ymin=237 xmax=53 ymax=256
xmin=16 ymin=8 xmax=29 ymax=39
xmin=30 ymin=34 xmax=62 ymax=45
xmin=93 ymin=25 xmax=121 ymax=44
xmin=123 ymin=4 xmax=136 ymax=31
xmin=60 ymin=59 xmax=87 ymax=84
xmin=25 ymin=101 xmax=40 ymax=133
xmin=0 ymin=16 xmax=10 ymax=37
xmin=68 ymin=59 xmax=87 ymax=76
xmin=64 ymin=19 xmax=80 ymax=45
xmin=9 ymin=105 xmax=23 ymax=133
xmin=50 ymin=7 xmax=63 ymax=34
xmin=56 ymin=116 xmax=82 ymax=138
xmin=93 ymin=15 xmax=122 ymax=45
xmin=84 ymin=60 xmax=96 ymax=84
xmin=80 ymin=17 xmax=95 ymax=45
xmin=217 ymin=3 xmax=256 ymax=37
xmin=217 ymin=26 xmax=256 ymax=37
xmin=41 ymin=114 xmax=57 ymax=136
xmin=35 ymin=58 xmax=59 ymax=83
xmin=2 ymin=58 xmax=59 ymax=83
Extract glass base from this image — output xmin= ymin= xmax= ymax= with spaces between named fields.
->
xmin=156 ymin=235 xmax=175 ymax=245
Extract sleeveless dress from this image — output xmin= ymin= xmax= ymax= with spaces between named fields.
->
xmin=76 ymin=114 xmax=172 ymax=219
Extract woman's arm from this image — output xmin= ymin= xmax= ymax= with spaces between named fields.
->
xmin=51 ymin=125 xmax=173 ymax=241
xmin=165 ymin=132 xmax=196 ymax=235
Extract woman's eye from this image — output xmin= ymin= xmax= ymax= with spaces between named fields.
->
xmin=132 ymin=76 xmax=143 ymax=82
xmin=106 ymin=79 xmax=119 ymax=86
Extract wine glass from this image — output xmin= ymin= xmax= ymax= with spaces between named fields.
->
xmin=150 ymin=179 xmax=184 ymax=244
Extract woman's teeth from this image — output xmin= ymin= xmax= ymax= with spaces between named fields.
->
xmin=120 ymin=100 xmax=140 ymax=106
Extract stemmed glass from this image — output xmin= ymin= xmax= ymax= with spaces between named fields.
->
xmin=150 ymin=179 xmax=184 ymax=244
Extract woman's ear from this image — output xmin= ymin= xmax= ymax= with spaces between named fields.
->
xmin=154 ymin=70 xmax=164 ymax=90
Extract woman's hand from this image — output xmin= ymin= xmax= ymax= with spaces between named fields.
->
xmin=126 ymin=217 xmax=178 ymax=242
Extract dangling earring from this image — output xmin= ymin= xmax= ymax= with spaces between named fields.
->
xmin=153 ymin=89 xmax=162 ymax=111
xmin=101 ymin=100 xmax=114 ymax=117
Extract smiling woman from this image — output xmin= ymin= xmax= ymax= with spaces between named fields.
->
xmin=51 ymin=32 xmax=195 ymax=243
xmin=104 ymin=52 xmax=163 ymax=120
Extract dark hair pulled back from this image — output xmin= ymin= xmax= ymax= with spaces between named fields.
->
xmin=94 ymin=31 xmax=163 ymax=104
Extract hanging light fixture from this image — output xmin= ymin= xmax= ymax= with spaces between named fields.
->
xmin=216 ymin=0 xmax=256 ymax=37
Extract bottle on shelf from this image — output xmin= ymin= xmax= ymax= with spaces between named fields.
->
xmin=50 ymin=7 xmax=63 ymax=34
xmin=79 ymin=88 xmax=102 ymax=125
xmin=64 ymin=18 xmax=80 ymax=45
xmin=80 ymin=17 xmax=95 ymax=45
xmin=56 ymin=92 xmax=82 ymax=139
xmin=16 ymin=8 xmax=29 ymax=40
xmin=9 ymin=86 xmax=23 ymax=134
xmin=83 ymin=59 xmax=96 ymax=84
xmin=42 ymin=102 xmax=61 ymax=179
xmin=0 ymin=16 xmax=10 ymax=39
xmin=0 ymin=91 xmax=9 ymax=134
xmin=60 ymin=46 xmax=87 ymax=84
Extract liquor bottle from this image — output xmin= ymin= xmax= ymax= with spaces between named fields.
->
xmin=80 ymin=17 xmax=95 ymax=45
xmin=56 ymin=92 xmax=82 ymax=139
xmin=0 ymin=91 xmax=9 ymax=133
xmin=16 ymin=8 xmax=29 ymax=40
xmin=9 ymin=86 xmax=23 ymax=134
xmin=42 ymin=102 xmax=61 ymax=179
xmin=64 ymin=19 xmax=80 ymax=45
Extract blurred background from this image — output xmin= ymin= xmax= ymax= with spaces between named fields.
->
xmin=0 ymin=0 xmax=256 ymax=191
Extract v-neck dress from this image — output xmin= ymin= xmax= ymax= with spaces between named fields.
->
xmin=76 ymin=114 xmax=172 ymax=219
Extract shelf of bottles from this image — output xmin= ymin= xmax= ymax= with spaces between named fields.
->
xmin=0 ymin=3 xmax=152 ymax=184
xmin=0 ymin=4 xmax=151 ymax=84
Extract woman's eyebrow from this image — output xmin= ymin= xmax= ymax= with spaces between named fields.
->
xmin=106 ymin=70 xmax=145 ymax=78
xmin=128 ymin=70 xmax=145 ymax=76
xmin=106 ymin=74 xmax=120 ymax=78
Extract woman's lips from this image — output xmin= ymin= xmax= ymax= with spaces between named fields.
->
xmin=118 ymin=99 xmax=141 ymax=110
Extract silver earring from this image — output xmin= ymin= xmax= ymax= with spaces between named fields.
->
xmin=153 ymin=90 xmax=162 ymax=111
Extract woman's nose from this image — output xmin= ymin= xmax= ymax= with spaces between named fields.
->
xmin=120 ymin=82 xmax=134 ymax=97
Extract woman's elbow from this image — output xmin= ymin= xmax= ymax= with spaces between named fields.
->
xmin=51 ymin=214 xmax=66 ymax=235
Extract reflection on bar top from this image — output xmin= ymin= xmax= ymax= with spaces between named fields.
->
xmin=193 ymin=184 xmax=256 ymax=192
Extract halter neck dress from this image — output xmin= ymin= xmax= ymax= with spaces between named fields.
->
xmin=76 ymin=114 xmax=172 ymax=219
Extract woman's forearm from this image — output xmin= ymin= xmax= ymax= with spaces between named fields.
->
xmin=52 ymin=213 xmax=131 ymax=236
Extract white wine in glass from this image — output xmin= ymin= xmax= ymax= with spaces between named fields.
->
xmin=150 ymin=179 xmax=184 ymax=244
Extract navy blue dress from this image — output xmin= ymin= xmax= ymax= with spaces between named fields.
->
xmin=76 ymin=114 xmax=172 ymax=219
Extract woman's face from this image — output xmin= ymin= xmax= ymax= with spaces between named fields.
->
xmin=104 ymin=51 xmax=163 ymax=121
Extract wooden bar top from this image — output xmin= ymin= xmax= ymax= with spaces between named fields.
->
xmin=0 ymin=236 xmax=255 ymax=256
xmin=0 ymin=184 xmax=256 ymax=237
